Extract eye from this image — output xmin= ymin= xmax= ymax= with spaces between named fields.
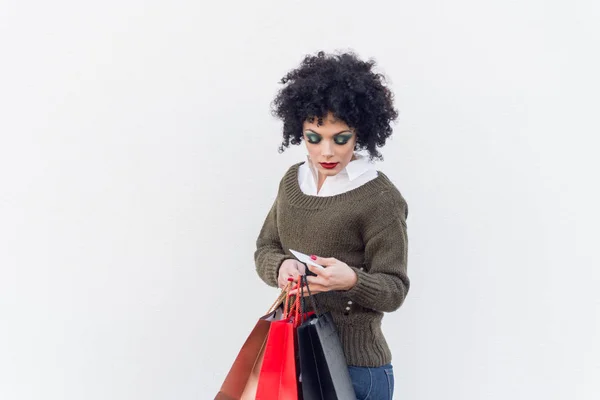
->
xmin=305 ymin=133 xmax=322 ymax=144
xmin=334 ymin=134 xmax=353 ymax=145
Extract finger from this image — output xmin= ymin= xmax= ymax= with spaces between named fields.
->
xmin=280 ymin=274 xmax=298 ymax=288
xmin=303 ymin=286 xmax=325 ymax=296
xmin=305 ymin=283 xmax=327 ymax=295
xmin=279 ymin=276 xmax=289 ymax=288
xmin=306 ymin=263 xmax=327 ymax=277
xmin=311 ymin=255 xmax=337 ymax=267
xmin=296 ymin=262 xmax=306 ymax=275
xmin=285 ymin=272 xmax=300 ymax=284
xmin=306 ymin=274 xmax=327 ymax=287
xmin=288 ymin=284 xmax=326 ymax=297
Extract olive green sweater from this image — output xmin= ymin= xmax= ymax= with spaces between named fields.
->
xmin=254 ymin=162 xmax=409 ymax=367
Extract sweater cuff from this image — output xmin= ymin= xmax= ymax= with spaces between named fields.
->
xmin=344 ymin=266 xmax=382 ymax=306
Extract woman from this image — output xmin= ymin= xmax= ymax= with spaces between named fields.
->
xmin=254 ymin=51 xmax=409 ymax=400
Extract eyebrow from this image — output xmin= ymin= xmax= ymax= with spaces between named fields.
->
xmin=304 ymin=129 xmax=352 ymax=136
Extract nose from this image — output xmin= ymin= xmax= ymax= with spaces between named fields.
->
xmin=321 ymin=140 xmax=334 ymax=158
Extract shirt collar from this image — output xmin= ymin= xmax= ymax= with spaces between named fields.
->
xmin=305 ymin=153 xmax=374 ymax=182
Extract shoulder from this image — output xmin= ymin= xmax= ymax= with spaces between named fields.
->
xmin=371 ymin=171 xmax=408 ymax=216
xmin=358 ymin=175 xmax=408 ymax=238
xmin=358 ymin=172 xmax=408 ymax=236
xmin=273 ymin=161 xmax=305 ymax=194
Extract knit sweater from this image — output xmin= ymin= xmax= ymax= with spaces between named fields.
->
xmin=254 ymin=161 xmax=409 ymax=367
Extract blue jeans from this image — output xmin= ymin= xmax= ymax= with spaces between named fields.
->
xmin=348 ymin=363 xmax=395 ymax=400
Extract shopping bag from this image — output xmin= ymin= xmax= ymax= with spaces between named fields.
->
xmin=255 ymin=281 xmax=306 ymax=400
xmin=296 ymin=276 xmax=355 ymax=400
xmin=215 ymin=285 xmax=289 ymax=400
xmin=255 ymin=316 xmax=297 ymax=400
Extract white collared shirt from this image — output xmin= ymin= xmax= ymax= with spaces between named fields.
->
xmin=298 ymin=153 xmax=379 ymax=197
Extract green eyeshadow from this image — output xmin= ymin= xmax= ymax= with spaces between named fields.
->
xmin=305 ymin=132 xmax=322 ymax=144
xmin=334 ymin=134 xmax=353 ymax=145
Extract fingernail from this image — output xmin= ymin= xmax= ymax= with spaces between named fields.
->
xmin=310 ymin=255 xmax=317 ymax=260
xmin=287 ymin=277 xmax=294 ymax=282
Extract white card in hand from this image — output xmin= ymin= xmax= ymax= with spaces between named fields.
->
xmin=289 ymin=249 xmax=325 ymax=269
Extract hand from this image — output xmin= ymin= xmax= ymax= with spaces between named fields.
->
xmin=278 ymin=259 xmax=306 ymax=289
xmin=288 ymin=255 xmax=358 ymax=296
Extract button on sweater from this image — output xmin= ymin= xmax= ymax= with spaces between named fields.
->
xmin=254 ymin=162 xmax=409 ymax=367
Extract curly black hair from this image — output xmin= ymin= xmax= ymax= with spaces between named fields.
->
xmin=271 ymin=51 xmax=398 ymax=160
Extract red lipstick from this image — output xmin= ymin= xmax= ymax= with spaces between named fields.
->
xmin=319 ymin=162 xmax=339 ymax=169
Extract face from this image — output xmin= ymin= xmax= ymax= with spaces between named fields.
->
xmin=302 ymin=113 xmax=357 ymax=177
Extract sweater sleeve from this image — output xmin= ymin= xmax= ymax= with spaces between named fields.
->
xmin=344 ymin=202 xmax=409 ymax=312
xmin=254 ymin=197 xmax=294 ymax=288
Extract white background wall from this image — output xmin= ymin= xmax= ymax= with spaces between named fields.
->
xmin=1 ymin=1 xmax=599 ymax=399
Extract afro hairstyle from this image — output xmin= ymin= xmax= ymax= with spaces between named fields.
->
xmin=271 ymin=50 xmax=398 ymax=160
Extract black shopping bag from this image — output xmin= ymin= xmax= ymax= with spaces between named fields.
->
xmin=296 ymin=276 xmax=355 ymax=400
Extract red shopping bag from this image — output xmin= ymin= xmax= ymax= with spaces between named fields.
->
xmin=255 ymin=282 xmax=312 ymax=400
xmin=215 ymin=285 xmax=290 ymax=400
xmin=255 ymin=316 xmax=298 ymax=400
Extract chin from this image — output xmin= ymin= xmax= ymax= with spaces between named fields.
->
xmin=318 ymin=166 xmax=341 ymax=175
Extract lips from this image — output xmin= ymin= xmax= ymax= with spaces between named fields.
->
xmin=319 ymin=162 xmax=339 ymax=169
